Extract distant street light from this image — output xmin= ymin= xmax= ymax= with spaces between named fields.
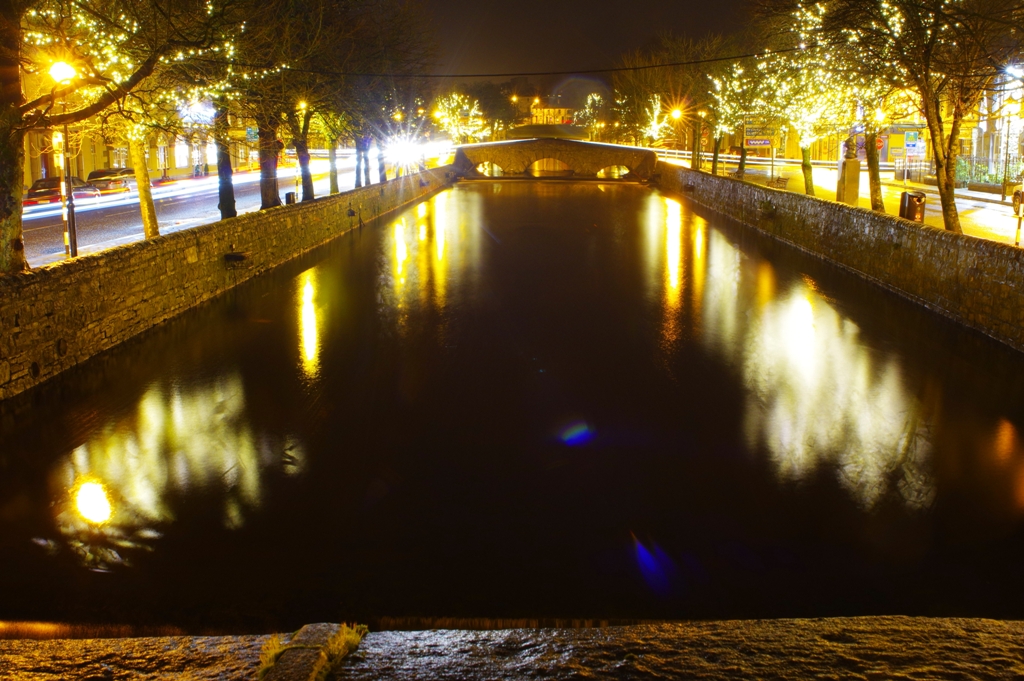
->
xmin=49 ymin=61 xmax=78 ymax=257
xmin=671 ymin=109 xmax=682 ymax=120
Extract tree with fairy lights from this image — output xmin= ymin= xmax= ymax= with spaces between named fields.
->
xmin=432 ymin=93 xmax=485 ymax=144
xmin=0 ymin=0 xmax=240 ymax=273
xmin=759 ymin=0 xmax=1024 ymax=232
xmin=760 ymin=44 xmax=852 ymax=196
xmin=709 ymin=57 xmax=764 ymax=177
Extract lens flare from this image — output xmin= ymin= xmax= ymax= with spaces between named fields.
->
xmin=75 ymin=481 xmax=111 ymax=524
xmin=560 ymin=421 xmax=594 ymax=445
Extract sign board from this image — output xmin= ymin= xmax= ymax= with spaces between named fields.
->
xmin=246 ymin=127 xmax=258 ymax=143
xmin=876 ymin=137 xmax=885 ymax=150
xmin=743 ymin=116 xmax=778 ymax=149
xmin=905 ymin=140 xmax=926 ymax=157
xmin=904 ymin=131 xmax=919 ymax=145
xmin=890 ymin=146 xmax=905 ymax=158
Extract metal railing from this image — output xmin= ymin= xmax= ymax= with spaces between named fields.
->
xmin=653 ymin=148 xmax=896 ymax=172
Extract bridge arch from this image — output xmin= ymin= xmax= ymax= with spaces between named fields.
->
xmin=453 ymin=139 xmax=657 ymax=180
xmin=596 ymin=165 xmax=631 ymax=179
xmin=475 ymin=161 xmax=504 ymax=177
xmin=527 ymin=158 xmax=572 ymax=177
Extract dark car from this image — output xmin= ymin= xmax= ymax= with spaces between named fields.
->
xmin=23 ymin=177 xmax=101 ymax=206
xmin=86 ymin=168 xmax=137 ymax=194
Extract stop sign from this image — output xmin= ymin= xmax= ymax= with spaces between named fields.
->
xmin=876 ymin=137 xmax=885 ymax=150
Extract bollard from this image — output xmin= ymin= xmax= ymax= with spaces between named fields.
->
xmin=285 ymin=191 xmax=297 ymax=205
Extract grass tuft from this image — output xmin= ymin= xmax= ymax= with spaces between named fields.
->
xmin=257 ymin=624 xmax=368 ymax=681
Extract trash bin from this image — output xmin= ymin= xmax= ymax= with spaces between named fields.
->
xmin=899 ymin=191 xmax=926 ymax=222
xmin=285 ymin=191 xmax=297 ymax=205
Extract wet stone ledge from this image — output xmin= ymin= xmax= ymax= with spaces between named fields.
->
xmin=2 ymin=617 xmax=1023 ymax=679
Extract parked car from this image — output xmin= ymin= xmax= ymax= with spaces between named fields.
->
xmin=22 ymin=177 xmax=101 ymax=206
xmin=86 ymin=167 xmax=137 ymax=194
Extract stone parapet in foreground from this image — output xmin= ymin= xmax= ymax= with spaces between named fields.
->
xmin=2 ymin=617 xmax=1023 ymax=679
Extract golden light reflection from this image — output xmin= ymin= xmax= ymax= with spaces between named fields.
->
xmin=298 ymin=270 xmax=320 ymax=379
xmin=994 ymin=419 xmax=1017 ymax=464
xmin=642 ymin=194 xmax=667 ymax=304
xmin=664 ymin=198 xmax=683 ymax=307
xmin=694 ymin=230 xmax=934 ymax=510
xmin=395 ymin=219 xmax=408 ymax=279
xmin=383 ymin=191 xmax=483 ymax=323
xmin=756 ymin=262 xmax=775 ymax=308
xmin=50 ymin=376 xmax=306 ymax=568
xmin=692 ymin=221 xmax=706 ymax=312
xmin=661 ymin=198 xmax=684 ymax=349
xmin=75 ymin=481 xmax=111 ymax=524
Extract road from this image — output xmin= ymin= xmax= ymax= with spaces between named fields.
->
xmin=23 ymin=158 xmax=360 ymax=267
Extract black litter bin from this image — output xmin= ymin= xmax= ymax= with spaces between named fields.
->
xmin=285 ymin=191 xmax=297 ymax=205
xmin=899 ymin=191 xmax=926 ymax=222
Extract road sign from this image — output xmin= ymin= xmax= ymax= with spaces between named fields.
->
xmin=905 ymin=131 xmax=919 ymax=144
xmin=890 ymin=146 xmax=905 ymax=158
xmin=745 ymin=138 xmax=772 ymax=147
xmin=876 ymin=137 xmax=885 ymax=150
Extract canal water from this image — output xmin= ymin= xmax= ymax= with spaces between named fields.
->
xmin=2 ymin=181 xmax=1024 ymax=632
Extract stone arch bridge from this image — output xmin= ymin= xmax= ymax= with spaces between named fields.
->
xmin=453 ymin=139 xmax=658 ymax=180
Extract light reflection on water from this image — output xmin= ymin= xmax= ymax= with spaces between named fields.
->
xmin=299 ymin=269 xmax=321 ymax=380
xmin=383 ymin=187 xmax=482 ymax=321
xmin=643 ymin=191 xmax=934 ymax=510
xmin=49 ymin=375 xmax=304 ymax=569
xmin=7 ymin=183 xmax=1024 ymax=625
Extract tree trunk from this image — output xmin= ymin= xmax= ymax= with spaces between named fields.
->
xmin=864 ymin=130 xmax=884 ymax=213
xmin=691 ymin=122 xmax=701 ymax=171
xmin=214 ymin=102 xmax=236 ymax=219
xmin=922 ymin=96 xmax=963 ymax=233
xmin=377 ymin=145 xmax=386 ymax=183
xmin=354 ymin=140 xmax=363 ymax=188
xmin=128 ymin=138 xmax=159 ymax=239
xmin=711 ymin=136 xmax=721 ymax=175
xmin=801 ymin=146 xmax=815 ymax=196
xmin=0 ymin=2 xmax=28 ymax=273
xmin=295 ymin=138 xmax=314 ymax=201
xmin=738 ymin=146 xmax=747 ymax=175
xmin=364 ymin=147 xmax=371 ymax=185
xmin=329 ymin=140 xmax=339 ymax=194
xmin=257 ymin=116 xmax=281 ymax=210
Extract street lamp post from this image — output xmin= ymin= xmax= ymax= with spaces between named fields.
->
xmin=49 ymin=62 xmax=78 ymax=257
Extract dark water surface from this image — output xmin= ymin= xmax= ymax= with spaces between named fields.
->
xmin=3 ymin=182 xmax=1024 ymax=632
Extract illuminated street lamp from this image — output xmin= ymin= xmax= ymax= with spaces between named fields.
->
xmin=49 ymin=61 xmax=78 ymax=257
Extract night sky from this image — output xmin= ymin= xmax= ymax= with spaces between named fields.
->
xmin=422 ymin=0 xmax=749 ymax=78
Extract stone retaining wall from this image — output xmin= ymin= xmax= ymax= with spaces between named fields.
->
xmin=0 ymin=166 xmax=455 ymax=400
xmin=658 ymin=162 xmax=1024 ymax=353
